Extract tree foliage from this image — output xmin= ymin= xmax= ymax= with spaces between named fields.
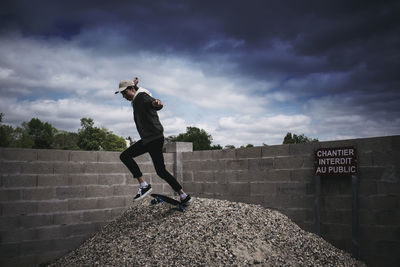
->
xmin=26 ymin=118 xmax=56 ymax=149
xmin=283 ymin=132 xmax=318 ymax=144
xmin=170 ymin=126 xmax=223 ymax=151
xmin=77 ymin=118 xmax=126 ymax=151
xmin=0 ymin=114 xmax=127 ymax=151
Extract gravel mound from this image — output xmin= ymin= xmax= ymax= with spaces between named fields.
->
xmin=49 ymin=197 xmax=365 ymax=266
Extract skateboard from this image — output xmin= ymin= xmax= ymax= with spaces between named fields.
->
xmin=150 ymin=193 xmax=187 ymax=212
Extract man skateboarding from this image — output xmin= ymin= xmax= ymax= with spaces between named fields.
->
xmin=115 ymin=77 xmax=191 ymax=205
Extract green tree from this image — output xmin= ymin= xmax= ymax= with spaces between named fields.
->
xmin=77 ymin=118 xmax=126 ymax=151
xmin=77 ymin=118 xmax=106 ymax=150
xmin=283 ymin=132 xmax=318 ymax=144
xmin=13 ymin=126 xmax=34 ymax=148
xmin=53 ymin=131 xmax=79 ymax=150
xmin=171 ymin=126 xmax=213 ymax=151
xmin=26 ymin=118 xmax=56 ymax=149
xmin=224 ymin=144 xmax=236 ymax=149
xmin=0 ymin=113 xmax=12 ymax=147
xmin=102 ymin=128 xmax=127 ymax=151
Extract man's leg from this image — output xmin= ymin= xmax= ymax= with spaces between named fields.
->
xmin=120 ymin=140 xmax=146 ymax=179
xmin=148 ymin=138 xmax=191 ymax=203
xmin=120 ymin=140 xmax=152 ymax=200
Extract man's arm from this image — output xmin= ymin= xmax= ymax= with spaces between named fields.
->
xmin=142 ymin=93 xmax=163 ymax=110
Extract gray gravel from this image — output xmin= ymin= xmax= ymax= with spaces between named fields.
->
xmin=49 ymin=197 xmax=366 ymax=266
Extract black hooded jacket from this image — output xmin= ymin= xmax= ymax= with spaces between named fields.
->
xmin=131 ymin=89 xmax=164 ymax=144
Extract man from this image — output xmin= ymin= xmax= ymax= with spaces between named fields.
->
xmin=115 ymin=78 xmax=191 ymax=204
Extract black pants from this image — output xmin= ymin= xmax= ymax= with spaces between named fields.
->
xmin=120 ymin=137 xmax=182 ymax=192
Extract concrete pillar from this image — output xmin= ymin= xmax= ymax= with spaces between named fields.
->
xmin=165 ymin=142 xmax=193 ymax=182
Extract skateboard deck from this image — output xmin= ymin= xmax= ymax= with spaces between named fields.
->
xmin=150 ymin=193 xmax=187 ymax=212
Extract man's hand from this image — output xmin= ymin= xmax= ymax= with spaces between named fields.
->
xmin=152 ymin=99 xmax=163 ymax=108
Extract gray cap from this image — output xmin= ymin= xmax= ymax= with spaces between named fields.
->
xmin=115 ymin=80 xmax=135 ymax=94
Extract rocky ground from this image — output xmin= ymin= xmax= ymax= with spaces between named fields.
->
xmin=48 ymin=197 xmax=366 ymax=266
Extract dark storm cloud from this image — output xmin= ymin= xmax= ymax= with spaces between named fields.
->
xmin=2 ymin=0 xmax=399 ymax=110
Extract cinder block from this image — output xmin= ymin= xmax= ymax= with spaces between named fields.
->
xmin=68 ymin=198 xmax=98 ymax=211
xmin=69 ymin=174 xmax=98 ymax=186
xmin=135 ymin=153 xmax=151 ymax=163
xmin=56 ymin=187 xmax=86 ymax=199
xmin=111 ymin=207 xmax=129 ymax=219
xmin=190 ymin=150 xmax=214 ymax=161
xmin=320 ymin=210 xmax=352 ymax=224
xmin=290 ymin=169 xmax=314 ymax=182
xmin=70 ymin=151 xmax=98 ymax=162
xmin=283 ymin=208 xmax=313 ymax=225
xmin=357 ymin=136 xmax=393 ymax=153
xmin=98 ymin=174 xmax=125 ymax=185
xmin=36 ymin=225 xmax=68 ymax=240
xmin=85 ymin=185 xmax=114 ymax=198
xmin=264 ymin=170 xmax=291 ymax=182
xmin=276 ymin=182 xmax=307 ymax=195
xmin=193 ymin=171 xmax=214 ymax=182
xmin=37 ymin=174 xmax=69 ymax=187
xmin=66 ymin=222 xmax=103 ymax=237
xmin=97 ymin=196 xmax=125 ymax=209
xmin=19 ymin=239 xmax=53 ymax=255
xmin=393 ymin=135 xmax=400 ymax=151
xmin=165 ymin=163 xmax=174 ymax=174
xmin=289 ymin=142 xmax=318 ymax=155
xmin=53 ymin=162 xmax=85 ymax=174
xmin=50 ymin=235 xmax=88 ymax=252
xmin=226 ymin=159 xmax=248 ymax=171
xmin=83 ymin=209 xmax=112 ymax=222
xmin=359 ymin=180 xmax=377 ymax=195
xmin=182 ymin=151 xmax=194 ymax=161
xmin=248 ymin=158 xmax=273 ymax=171
xmin=37 ymin=200 xmax=68 ymax=213
xmin=0 ymin=148 xmax=37 ymax=161
xmin=0 ymin=243 xmax=20 ymax=258
xmin=0 ymin=216 xmax=20 ymax=231
xmin=37 ymin=150 xmax=69 ymax=162
xmin=53 ymin=212 xmax=84 ymax=225
xmin=212 ymin=149 xmax=235 ymax=160
xmin=182 ymin=172 xmax=193 ymax=182
xmin=274 ymin=156 xmax=304 ymax=170
xmin=22 ymin=188 xmax=55 ymax=200
xmin=21 ymin=162 xmax=53 ymax=174
xmin=165 ymin=142 xmax=193 ymax=153
xmin=89 ymin=162 xmax=130 ymax=174
xmin=250 ymin=182 xmax=276 ymax=195
xmin=181 ymin=182 xmax=202 ymax=194
xmin=321 ymin=223 xmax=351 ymax=241
xmin=0 ymin=162 xmax=23 ymax=174
xmin=163 ymin=153 xmax=174 ymax=164
xmin=213 ymin=171 xmax=235 ymax=183
xmin=113 ymin=185 xmax=137 ymax=196
xmin=358 ymin=151 xmax=373 ymax=166
xmin=98 ymin=151 xmax=120 ymax=163
xmin=0 ymin=189 xmax=21 ymax=201
xmin=262 ymin=145 xmax=290 ymax=158
xmin=182 ymin=161 xmax=201 ymax=173
xmin=19 ymin=214 xmax=53 ymax=228
xmin=1 ymin=202 xmax=38 ymax=215
xmin=321 ymin=195 xmax=352 ymax=210
xmin=377 ymin=182 xmax=400 ymax=195
xmin=236 ymin=147 xmax=262 ymax=159
xmin=227 ymin=182 xmax=250 ymax=196
xmin=358 ymin=166 xmax=385 ymax=181
xmin=360 ymin=225 xmax=400 ymax=241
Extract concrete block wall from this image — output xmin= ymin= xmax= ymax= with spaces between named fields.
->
xmin=181 ymin=136 xmax=400 ymax=267
xmin=0 ymin=148 xmax=174 ymax=266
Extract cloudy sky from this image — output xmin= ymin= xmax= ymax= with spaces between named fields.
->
xmin=1 ymin=0 xmax=399 ymax=147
